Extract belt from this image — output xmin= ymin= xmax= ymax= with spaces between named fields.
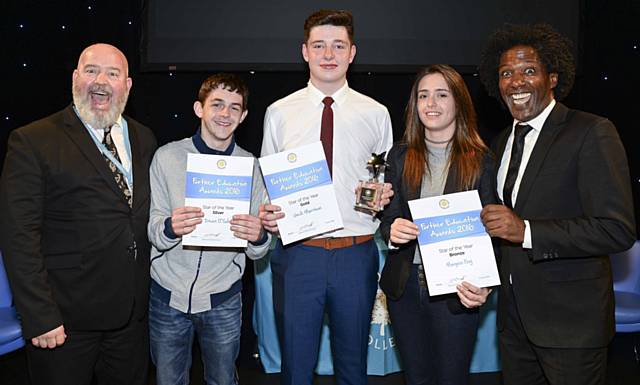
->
xmin=301 ymin=235 xmax=374 ymax=250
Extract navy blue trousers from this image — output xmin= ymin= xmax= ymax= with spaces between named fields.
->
xmin=387 ymin=264 xmax=479 ymax=385
xmin=271 ymin=239 xmax=379 ymax=385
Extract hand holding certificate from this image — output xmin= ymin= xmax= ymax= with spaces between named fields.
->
xmin=259 ymin=142 xmax=343 ymax=245
xmin=182 ymin=153 xmax=254 ymax=248
xmin=408 ymin=190 xmax=500 ymax=296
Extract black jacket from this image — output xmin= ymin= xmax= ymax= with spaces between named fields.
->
xmin=379 ymin=142 xmax=497 ymax=313
xmin=0 ymin=105 xmax=157 ymax=338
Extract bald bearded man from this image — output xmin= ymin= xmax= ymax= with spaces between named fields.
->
xmin=0 ymin=43 xmax=157 ymax=385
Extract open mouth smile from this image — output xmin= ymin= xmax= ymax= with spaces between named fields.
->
xmin=511 ymin=92 xmax=532 ymax=105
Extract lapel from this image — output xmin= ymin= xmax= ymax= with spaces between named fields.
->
xmin=513 ymin=103 xmax=569 ymax=213
xmin=61 ymin=105 xmax=130 ymax=205
xmin=405 ymin=179 xmax=420 ymax=202
xmin=404 ymin=154 xmax=423 ymax=203
xmin=396 ymin=149 xmax=420 ymax=219
xmin=493 ymin=128 xmax=510 ymax=178
xmin=128 ymin=120 xmax=147 ymax=212
xmin=443 ymin=163 xmax=458 ymax=195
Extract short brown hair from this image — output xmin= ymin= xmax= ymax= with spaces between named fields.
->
xmin=197 ymin=73 xmax=249 ymax=111
xmin=304 ymin=9 xmax=354 ymax=43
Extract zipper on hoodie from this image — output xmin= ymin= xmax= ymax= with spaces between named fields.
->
xmin=232 ymin=258 xmax=242 ymax=274
xmin=150 ymin=252 xmax=164 ymax=264
xmin=187 ymin=249 xmax=204 ymax=314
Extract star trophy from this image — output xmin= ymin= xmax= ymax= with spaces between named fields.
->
xmin=355 ymin=152 xmax=387 ymax=215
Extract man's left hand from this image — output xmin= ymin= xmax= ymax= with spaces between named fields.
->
xmin=230 ymin=214 xmax=264 ymax=243
xmin=480 ymin=204 xmax=525 ymax=243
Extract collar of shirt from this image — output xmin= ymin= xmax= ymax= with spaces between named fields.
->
xmin=192 ymin=128 xmax=235 ymax=155
xmin=305 ymin=81 xmax=350 ymax=107
xmin=498 ymin=98 xmax=557 ymax=210
xmin=109 ymin=116 xmax=123 ymax=137
xmin=511 ymin=99 xmax=556 ymax=134
xmin=81 ymin=115 xmax=125 ymax=143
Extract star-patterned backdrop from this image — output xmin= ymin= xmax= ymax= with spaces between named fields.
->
xmin=2 ymin=0 xmax=639 ymax=232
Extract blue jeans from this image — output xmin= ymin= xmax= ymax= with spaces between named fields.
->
xmin=149 ymin=281 xmax=241 ymax=385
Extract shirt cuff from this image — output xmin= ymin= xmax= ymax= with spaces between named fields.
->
xmin=522 ymin=220 xmax=532 ymax=249
xmin=163 ymin=217 xmax=179 ymax=239
xmin=387 ymin=240 xmax=399 ymax=250
xmin=250 ymin=230 xmax=269 ymax=246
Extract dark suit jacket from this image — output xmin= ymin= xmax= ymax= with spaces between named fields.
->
xmin=379 ymin=143 xmax=497 ymax=313
xmin=0 ymin=105 xmax=157 ymax=339
xmin=493 ymin=102 xmax=636 ymax=348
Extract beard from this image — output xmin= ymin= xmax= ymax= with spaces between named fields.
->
xmin=72 ymin=81 xmax=129 ymax=129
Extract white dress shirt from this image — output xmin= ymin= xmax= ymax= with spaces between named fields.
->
xmin=87 ymin=115 xmax=133 ymax=190
xmin=497 ymin=99 xmax=556 ymax=248
xmin=261 ymin=81 xmax=393 ymax=237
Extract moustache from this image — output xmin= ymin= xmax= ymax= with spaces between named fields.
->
xmin=88 ymin=84 xmax=113 ymax=97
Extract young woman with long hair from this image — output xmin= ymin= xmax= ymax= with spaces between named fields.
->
xmin=379 ymin=64 xmax=497 ymax=385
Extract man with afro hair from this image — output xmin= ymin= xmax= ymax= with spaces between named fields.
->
xmin=478 ymin=23 xmax=635 ymax=385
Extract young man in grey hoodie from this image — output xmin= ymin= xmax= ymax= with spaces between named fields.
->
xmin=147 ymin=73 xmax=269 ymax=385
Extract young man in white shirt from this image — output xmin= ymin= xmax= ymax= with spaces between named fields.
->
xmin=259 ymin=9 xmax=394 ymax=385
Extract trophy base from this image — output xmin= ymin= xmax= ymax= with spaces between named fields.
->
xmin=354 ymin=203 xmax=381 ymax=215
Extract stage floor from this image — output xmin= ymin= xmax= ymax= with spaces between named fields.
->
xmin=1 ymin=334 xmax=638 ymax=385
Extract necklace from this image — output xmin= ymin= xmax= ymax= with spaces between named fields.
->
xmin=425 ymin=136 xmax=452 ymax=145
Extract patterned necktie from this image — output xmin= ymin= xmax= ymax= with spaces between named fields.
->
xmin=503 ymin=123 xmax=533 ymax=209
xmin=320 ymin=96 xmax=334 ymax=176
xmin=103 ymin=126 xmax=132 ymax=207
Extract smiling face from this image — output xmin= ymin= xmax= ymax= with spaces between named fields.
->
xmin=498 ymin=45 xmax=558 ymax=122
xmin=72 ymin=44 xmax=132 ymax=129
xmin=194 ymin=86 xmax=248 ymax=151
xmin=417 ymin=73 xmax=457 ymax=140
xmin=302 ymin=25 xmax=356 ymax=95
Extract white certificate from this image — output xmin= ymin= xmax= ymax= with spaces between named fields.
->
xmin=408 ymin=190 xmax=500 ymax=296
xmin=182 ymin=154 xmax=254 ymax=248
xmin=259 ymin=142 xmax=343 ymax=245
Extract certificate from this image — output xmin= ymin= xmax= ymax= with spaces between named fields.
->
xmin=259 ymin=142 xmax=343 ymax=245
xmin=408 ymin=190 xmax=500 ymax=296
xmin=182 ymin=154 xmax=254 ymax=248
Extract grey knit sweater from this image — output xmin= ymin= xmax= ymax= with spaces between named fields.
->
xmin=148 ymin=136 xmax=270 ymax=313
xmin=413 ymin=143 xmax=450 ymax=264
